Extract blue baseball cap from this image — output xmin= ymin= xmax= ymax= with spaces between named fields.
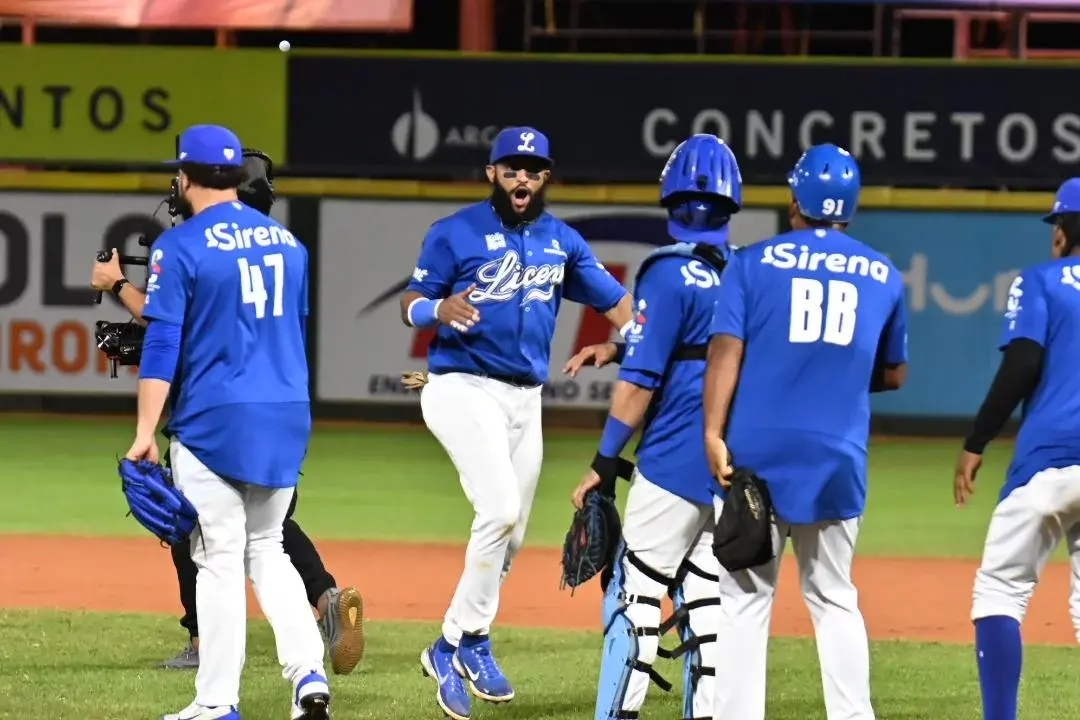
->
xmin=488 ymin=126 xmax=553 ymax=166
xmin=1044 ymin=177 xmax=1080 ymax=223
xmin=166 ymin=124 xmax=243 ymax=167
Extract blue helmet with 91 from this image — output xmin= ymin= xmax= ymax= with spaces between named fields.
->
xmin=660 ymin=134 xmax=742 ymax=245
xmin=787 ymin=143 xmax=861 ymax=224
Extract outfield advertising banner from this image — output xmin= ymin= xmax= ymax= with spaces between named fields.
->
xmin=855 ymin=210 xmax=1048 ymax=417
xmin=0 ymin=46 xmax=286 ymax=164
xmin=315 ymin=199 xmax=780 ymax=406
xmin=0 ymin=192 xmax=288 ymax=395
xmin=287 ymin=55 xmax=1077 ymax=189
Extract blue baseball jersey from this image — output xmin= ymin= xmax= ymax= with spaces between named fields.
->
xmin=406 ymin=201 xmax=627 ymax=384
xmin=143 ymin=201 xmax=311 ymax=489
xmin=712 ymin=228 xmax=908 ymax=524
xmin=998 ymin=258 xmax=1080 ymax=501
xmin=621 ymin=246 xmax=726 ymax=506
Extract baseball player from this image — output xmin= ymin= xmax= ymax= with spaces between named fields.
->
xmin=400 ymin=126 xmax=633 ymax=720
xmin=90 ymin=151 xmax=364 ymax=677
xmin=703 ymin=144 xmax=909 ymax=720
xmin=956 ymin=178 xmax=1080 ymax=720
xmin=126 ymin=125 xmax=329 ymax=720
xmin=569 ymin=134 xmax=741 ymax=720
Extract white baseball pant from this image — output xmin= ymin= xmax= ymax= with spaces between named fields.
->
xmin=171 ymin=440 xmax=326 ymax=707
xmin=711 ymin=501 xmax=874 ymax=720
xmin=972 ymin=466 xmax=1080 ymax=634
xmin=1067 ymin=523 xmax=1080 ymax=643
xmin=420 ymin=372 xmax=543 ymax=643
xmin=610 ymin=471 xmax=719 ymax=719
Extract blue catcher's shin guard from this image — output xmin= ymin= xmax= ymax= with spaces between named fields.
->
xmin=659 ymin=559 xmax=721 ymax=720
xmin=595 ymin=543 xmax=673 ymax=720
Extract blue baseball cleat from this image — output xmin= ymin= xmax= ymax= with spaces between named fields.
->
xmin=452 ymin=634 xmax=515 ymax=703
xmin=420 ymin=637 xmax=471 ymax=720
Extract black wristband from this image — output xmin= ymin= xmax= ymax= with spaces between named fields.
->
xmin=611 ymin=342 xmax=627 ymax=364
xmin=111 ymin=278 xmax=129 ymax=296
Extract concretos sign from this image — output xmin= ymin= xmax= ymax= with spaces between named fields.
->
xmin=0 ymin=192 xmax=288 ymax=394
xmin=316 ymin=199 xmax=779 ymax=407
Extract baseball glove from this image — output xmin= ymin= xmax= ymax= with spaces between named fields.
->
xmin=560 ymin=490 xmax=622 ymax=595
xmin=401 ymin=370 xmax=429 ymax=392
xmin=119 ymin=458 xmax=198 ymax=546
xmin=712 ymin=467 xmax=776 ymax=572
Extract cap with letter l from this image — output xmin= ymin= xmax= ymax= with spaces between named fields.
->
xmin=166 ymin=124 xmax=244 ymax=167
xmin=787 ymin=143 xmax=861 ymax=223
xmin=488 ymin=126 xmax=553 ymax=166
xmin=1043 ymin=177 xmax=1080 ymax=223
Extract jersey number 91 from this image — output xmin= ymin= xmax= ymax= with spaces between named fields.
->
xmin=238 ymin=253 xmax=285 ymax=319
xmin=789 ymin=278 xmax=858 ymax=346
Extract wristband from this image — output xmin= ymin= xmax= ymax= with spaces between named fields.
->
xmin=598 ymin=416 xmax=634 ymax=458
xmin=619 ymin=319 xmax=634 ymax=338
xmin=111 ymin=278 xmax=129 ymax=296
xmin=407 ymin=297 xmax=442 ymax=328
xmin=611 ymin=342 xmax=627 ymax=364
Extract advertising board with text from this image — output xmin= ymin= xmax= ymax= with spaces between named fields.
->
xmin=288 ymin=54 xmax=1078 ymax=189
xmin=0 ymin=192 xmax=288 ymax=395
xmin=316 ymin=199 xmax=780 ymax=406
xmin=0 ymin=46 xmax=285 ymax=164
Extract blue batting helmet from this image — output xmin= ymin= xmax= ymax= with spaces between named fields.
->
xmin=660 ymin=134 xmax=742 ymax=208
xmin=787 ymin=143 xmax=861 ymax=223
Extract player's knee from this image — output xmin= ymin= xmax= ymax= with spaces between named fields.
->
xmin=971 ymin=567 xmax=1030 ymax=624
xmin=801 ymin=577 xmax=859 ymax=615
xmin=475 ymin=497 xmax=521 ymax=537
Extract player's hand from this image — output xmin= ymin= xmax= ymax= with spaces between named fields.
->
xmin=706 ymin=435 xmax=734 ymax=488
xmin=571 ymin=470 xmax=603 ymax=509
xmin=563 ymin=342 xmax=619 ymax=377
xmin=125 ymin=433 xmax=160 ymax=464
xmin=953 ymin=449 xmax=982 ymax=507
xmin=90 ymin=248 xmax=124 ymax=291
xmin=437 ymin=284 xmax=480 ymax=333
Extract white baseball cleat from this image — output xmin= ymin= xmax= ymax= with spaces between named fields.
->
xmin=160 ymin=702 xmax=240 ymax=720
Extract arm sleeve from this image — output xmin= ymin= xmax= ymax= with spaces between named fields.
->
xmin=618 ymin=263 xmax=684 ymax=390
xmin=710 ymin=252 xmax=747 ymax=340
xmin=405 ymin=224 xmax=456 ymax=298
xmin=138 ymin=319 xmax=182 ymax=382
xmin=561 ymin=228 xmax=627 ymax=311
xmin=141 ymin=234 xmax=192 ymax=325
xmin=963 ymin=338 xmax=1044 ymax=453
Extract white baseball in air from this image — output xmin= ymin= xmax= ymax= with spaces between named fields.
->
xmin=279 ymin=40 xmax=291 ymax=52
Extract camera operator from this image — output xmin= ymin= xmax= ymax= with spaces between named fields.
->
xmin=94 ymin=149 xmax=365 ymax=677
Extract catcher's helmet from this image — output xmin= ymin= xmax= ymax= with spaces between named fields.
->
xmin=237 ymin=148 xmax=275 ymax=215
xmin=659 ymin=134 xmax=742 ymax=237
xmin=787 ymin=143 xmax=861 ymax=223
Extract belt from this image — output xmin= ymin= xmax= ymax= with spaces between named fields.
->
xmin=443 ymin=369 xmax=541 ymax=389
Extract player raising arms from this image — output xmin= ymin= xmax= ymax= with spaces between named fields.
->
xmin=956 ymin=178 xmax=1080 ymax=720
xmin=703 ymin=144 xmax=908 ymax=720
xmin=127 ymin=125 xmax=330 ymax=720
xmin=569 ymin=134 xmax=741 ymax=720
xmin=400 ymin=127 xmax=633 ymax=720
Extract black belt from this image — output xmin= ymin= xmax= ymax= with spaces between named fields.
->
xmin=443 ymin=369 xmax=541 ymax=389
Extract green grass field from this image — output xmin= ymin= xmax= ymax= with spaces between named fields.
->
xmin=0 ymin=415 xmax=1075 ymax=720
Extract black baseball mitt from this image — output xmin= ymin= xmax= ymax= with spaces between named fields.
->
xmin=560 ymin=489 xmax=622 ymax=594
xmin=712 ymin=468 xmax=776 ymax=572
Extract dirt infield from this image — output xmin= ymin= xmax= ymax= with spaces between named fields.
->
xmin=0 ymin=535 xmax=1075 ymax=644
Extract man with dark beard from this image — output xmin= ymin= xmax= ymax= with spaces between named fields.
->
xmin=89 ymin=149 xmax=365 ymax=678
xmin=400 ymin=126 xmax=634 ymax=720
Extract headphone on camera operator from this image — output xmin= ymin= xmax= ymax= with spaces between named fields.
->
xmin=93 ymin=149 xmax=277 ymax=377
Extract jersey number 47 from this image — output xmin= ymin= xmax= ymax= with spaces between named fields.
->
xmin=789 ymin=278 xmax=858 ymax=346
xmin=238 ymin=253 xmax=285 ymax=319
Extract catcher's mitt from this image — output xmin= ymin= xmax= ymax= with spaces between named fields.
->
xmin=712 ymin=467 xmax=775 ymax=572
xmin=401 ymin=370 xmax=429 ymax=392
xmin=560 ymin=489 xmax=622 ymax=594
xmin=119 ymin=458 xmax=198 ymax=546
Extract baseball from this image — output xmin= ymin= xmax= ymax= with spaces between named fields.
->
xmin=279 ymin=40 xmax=291 ymax=52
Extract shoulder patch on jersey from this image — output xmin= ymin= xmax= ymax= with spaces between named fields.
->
xmin=1061 ymin=265 xmax=1080 ymax=291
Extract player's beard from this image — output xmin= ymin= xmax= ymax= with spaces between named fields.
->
xmin=490 ymin=181 xmax=547 ymax=227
